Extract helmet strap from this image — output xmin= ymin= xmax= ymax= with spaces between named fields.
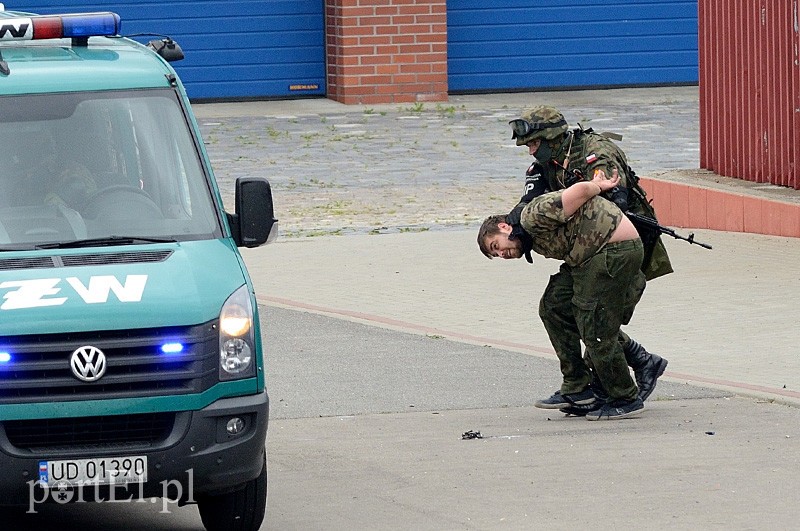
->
xmin=551 ymin=132 xmax=574 ymax=188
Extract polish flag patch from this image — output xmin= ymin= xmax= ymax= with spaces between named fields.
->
xmin=585 ymin=153 xmax=598 ymax=164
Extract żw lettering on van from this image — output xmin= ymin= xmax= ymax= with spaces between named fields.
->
xmin=0 ymin=275 xmax=148 ymax=310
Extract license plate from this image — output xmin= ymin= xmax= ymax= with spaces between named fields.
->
xmin=38 ymin=456 xmax=147 ymax=488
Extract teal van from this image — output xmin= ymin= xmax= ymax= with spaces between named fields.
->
xmin=0 ymin=9 xmax=276 ymax=531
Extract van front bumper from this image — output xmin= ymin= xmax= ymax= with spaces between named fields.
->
xmin=0 ymin=391 xmax=269 ymax=507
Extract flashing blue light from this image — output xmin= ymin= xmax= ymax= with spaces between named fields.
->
xmin=161 ymin=343 xmax=184 ymax=354
xmin=61 ymin=13 xmax=121 ymax=38
xmin=0 ymin=352 xmax=11 ymax=363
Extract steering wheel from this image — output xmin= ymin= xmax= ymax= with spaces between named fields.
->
xmin=83 ymin=185 xmax=162 ymax=220
xmin=85 ymin=184 xmax=151 ymax=203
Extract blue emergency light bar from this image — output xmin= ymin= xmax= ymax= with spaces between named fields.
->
xmin=0 ymin=12 xmax=120 ymax=41
xmin=0 ymin=352 xmax=11 ymax=363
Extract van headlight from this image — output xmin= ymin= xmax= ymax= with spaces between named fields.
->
xmin=219 ymin=285 xmax=255 ymax=380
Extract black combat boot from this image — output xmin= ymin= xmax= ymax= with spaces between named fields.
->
xmin=623 ymin=340 xmax=668 ymax=401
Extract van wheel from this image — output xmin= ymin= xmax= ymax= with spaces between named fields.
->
xmin=197 ymin=456 xmax=267 ymax=531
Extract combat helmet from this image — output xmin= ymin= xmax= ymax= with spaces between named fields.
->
xmin=509 ymin=105 xmax=569 ymax=146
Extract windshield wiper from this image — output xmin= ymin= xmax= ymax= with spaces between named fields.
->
xmin=35 ymin=236 xmax=177 ymax=249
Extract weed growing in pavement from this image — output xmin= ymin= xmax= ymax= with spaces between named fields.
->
xmin=300 ymin=132 xmax=322 ymax=143
xmin=402 ymin=102 xmax=425 ymax=113
xmin=435 ymin=104 xmax=456 ymax=116
xmin=308 ymin=178 xmax=342 ymax=188
xmin=277 ymin=228 xmax=345 ymax=238
xmin=265 ymin=126 xmax=286 ymax=139
xmin=315 ymin=200 xmax=353 ymax=215
xmin=280 ymin=178 xmax=342 ymax=190
xmin=235 ymin=135 xmax=256 ymax=145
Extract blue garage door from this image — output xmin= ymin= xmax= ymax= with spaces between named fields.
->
xmin=13 ymin=1 xmax=326 ymax=100
xmin=447 ymin=0 xmax=698 ymax=93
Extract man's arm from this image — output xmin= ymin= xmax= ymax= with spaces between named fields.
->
xmin=561 ymin=168 xmax=620 ymax=217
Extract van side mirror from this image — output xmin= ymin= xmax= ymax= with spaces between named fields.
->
xmin=229 ymin=177 xmax=278 ymax=248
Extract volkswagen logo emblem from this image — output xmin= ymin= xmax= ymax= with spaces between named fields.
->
xmin=70 ymin=346 xmax=107 ymax=382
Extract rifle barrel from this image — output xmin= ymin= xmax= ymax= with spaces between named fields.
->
xmin=625 ymin=212 xmax=712 ymax=250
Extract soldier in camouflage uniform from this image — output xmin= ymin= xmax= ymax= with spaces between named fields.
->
xmin=508 ymin=105 xmax=673 ymax=279
xmin=478 ymin=169 xmax=646 ymax=420
xmin=505 ymin=105 xmax=669 ymax=410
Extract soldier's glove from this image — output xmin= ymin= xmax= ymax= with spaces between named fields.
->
xmin=604 ymin=185 xmax=629 ymax=212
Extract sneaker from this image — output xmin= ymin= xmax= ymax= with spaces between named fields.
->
xmin=585 ymin=397 xmax=644 ymax=421
xmin=534 ymin=388 xmax=596 ymax=410
xmin=560 ymin=401 xmax=603 ymax=417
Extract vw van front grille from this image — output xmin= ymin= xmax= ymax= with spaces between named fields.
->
xmin=3 ymin=412 xmax=175 ymax=451
xmin=0 ymin=322 xmax=219 ymax=404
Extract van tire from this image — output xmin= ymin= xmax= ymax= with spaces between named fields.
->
xmin=197 ymin=453 xmax=267 ymax=531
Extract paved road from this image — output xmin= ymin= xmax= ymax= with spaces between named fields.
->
xmin=261 ymin=308 xmax=800 ymax=530
xmin=11 ymin=307 xmax=800 ymax=530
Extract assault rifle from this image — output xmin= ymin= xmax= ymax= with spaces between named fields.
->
xmin=625 ymin=211 xmax=712 ymax=250
xmin=548 ymin=159 xmax=712 ymax=250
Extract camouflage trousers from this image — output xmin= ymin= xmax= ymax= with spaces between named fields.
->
xmin=539 ymin=239 xmax=647 ymax=401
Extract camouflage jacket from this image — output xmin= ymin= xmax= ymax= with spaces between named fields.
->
xmin=549 ymin=129 xmax=674 ymax=280
xmin=520 ymin=190 xmax=621 ymax=267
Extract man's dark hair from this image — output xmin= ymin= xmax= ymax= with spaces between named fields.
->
xmin=477 ymin=214 xmax=507 ymax=259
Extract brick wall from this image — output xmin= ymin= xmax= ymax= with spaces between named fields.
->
xmin=326 ymin=0 xmax=448 ymax=105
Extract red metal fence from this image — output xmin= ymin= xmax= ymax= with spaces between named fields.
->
xmin=699 ymin=0 xmax=800 ymax=189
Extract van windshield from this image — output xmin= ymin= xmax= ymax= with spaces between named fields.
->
xmin=0 ymin=89 xmax=222 ymax=249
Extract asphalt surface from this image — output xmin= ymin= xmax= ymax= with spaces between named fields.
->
xmin=12 ymin=307 xmax=793 ymax=530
